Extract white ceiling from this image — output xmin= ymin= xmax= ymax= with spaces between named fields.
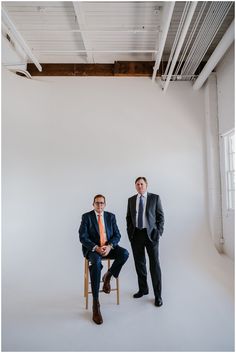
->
xmin=1 ymin=1 xmax=235 ymax=80
xmin=2 ymin=1 xmax=163 ymax=63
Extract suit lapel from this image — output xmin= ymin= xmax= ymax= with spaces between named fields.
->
xmin=91 ymin=210 xmax=99 ymax=235
xmin=146 ymin=193 xmax=150 ymax=213
xmin=103 ymin=212 xmax=109 ymax=240
xmin=145 ymin=193 xmax=151 ymax=221
xmin=131 ymin=195 xmax=137 ymax=225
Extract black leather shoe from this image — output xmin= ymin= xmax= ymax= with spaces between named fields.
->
xmin=133 ymin=290 xmax=149 ymax=298
xmin=102 ymin=271 xmax=111 ymax=294
xmin=92 ymin=300 xmax=103 ymax=324
xmin=154 ymin=298 xmax=163 ymax=307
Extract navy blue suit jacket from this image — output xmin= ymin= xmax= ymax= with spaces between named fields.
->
xmin=79 ymin=210 xmax=121 ymax=257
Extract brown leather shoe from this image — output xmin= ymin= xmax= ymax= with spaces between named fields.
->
xmin=92 ymin=300 xmax=103 ymax=325
xmin=102 ymin=271 xmax=111 ymax=294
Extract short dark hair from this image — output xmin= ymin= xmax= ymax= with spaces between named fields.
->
xmin=135 ymin=177 xmax=148 ymax=184
xmin=93 ymin=194 xmax=106 ymax=203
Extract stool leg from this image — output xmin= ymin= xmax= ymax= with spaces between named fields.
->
xmin=86 ymin=290 xmax=88 ymax=310
xmin=84 ymin=259 xmax=87 ymax=297
xmin=116 ymin=277 xmax=120 ymax=305
xmin=85 ymin=259 xmax=89 ymax=310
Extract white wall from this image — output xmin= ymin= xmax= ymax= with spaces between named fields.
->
xmin=216 ymin=44 xmax=235 ymax=259
xmin=2 ymin=68 xmax=209 ymax=300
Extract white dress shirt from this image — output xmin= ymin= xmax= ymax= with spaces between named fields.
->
xmin=136 ymin=192 xmax=147 ymax=228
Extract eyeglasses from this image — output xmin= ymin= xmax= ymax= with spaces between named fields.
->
xmin=94 ymin=202 xmax=105 ymax=205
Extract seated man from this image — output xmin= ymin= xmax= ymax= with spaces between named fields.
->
xmin=79 ymin=194 xmax=129 ymax=325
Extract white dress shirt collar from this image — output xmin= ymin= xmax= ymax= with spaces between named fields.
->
xmin=94 ymin=211 xmax=104 ymax=217
xmin=138 ymin=192 xmax=147 ymax=198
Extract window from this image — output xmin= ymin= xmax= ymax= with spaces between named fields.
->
xmin=223 ymin=130 xmax=235 ymax=210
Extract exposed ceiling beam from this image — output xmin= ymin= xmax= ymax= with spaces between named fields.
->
xmin=26 ymin=62 xmax=169 ymax=77
xmin=193 ymin=19 xmax=235 ymax=90
xmin=163 ymin=1 xmax=198 ymax=92
xmin=1 ymin=6 xmax=42 ymax=72
xmin=152 ymin=2 xmax=175 ymax=82
xmin=26 ymin=61 xmax=206 ymax=77
xmin=35 ymin=50 xmax=158 ymax=54
xmin=2 ymin=21 xmax=27 ymax=61
xmin=19 ymin=29 xmax=160 ymax=34
xmin=73 ymin=2 xmax=94 ymax=63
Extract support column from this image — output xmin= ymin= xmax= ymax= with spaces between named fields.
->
xmin=204 ymin=73 xmax=223 ymax=253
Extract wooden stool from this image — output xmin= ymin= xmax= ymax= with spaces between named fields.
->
xmin=84 ymin=257 xmax=120 ymax=309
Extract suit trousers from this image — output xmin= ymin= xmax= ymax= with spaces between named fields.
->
xmin=131 ymin=228 xmax=162 ymax=299
xmin=86 ymin=245 xmax=129 ymax=300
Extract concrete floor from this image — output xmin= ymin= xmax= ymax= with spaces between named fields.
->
xmin=2 ymin=231 xmax=234 ymax=352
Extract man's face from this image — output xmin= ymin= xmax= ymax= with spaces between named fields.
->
xmin=93 ymin=197 xmax=106 ymax=214
xmin=135 ymin=179 xmax=147 ymax=195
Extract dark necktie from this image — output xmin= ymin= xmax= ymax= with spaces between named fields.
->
xmin=138 ymin=195 xmax=144 ymax=229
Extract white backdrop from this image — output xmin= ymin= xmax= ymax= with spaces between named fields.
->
xmin=3 ymin=68 xmax=235 ymax=352
xmin=2 ymin=67 xmax=208 ymax=306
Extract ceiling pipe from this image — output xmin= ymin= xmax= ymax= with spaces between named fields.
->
xmin=174 ymin=1 xmax=207 ymax=76
xmin=1 ymin=6 xmax=42 ymax=72
xmin=163 ymin=2 xmax=190 ymax=78
xmin=163 ymin=1 xmax=198 ymax=92
xmin=185 ymin=2 xmax=232 ymax=77
xmin=152 ymin=1 xmax=175 ymax=82
xmin=182 ymin=2 xmax=233 ymax=78
xmin=181 ymin=2 xmax=216 ymax=75
xmin=193 ymin=19 xmax=234 ymax=90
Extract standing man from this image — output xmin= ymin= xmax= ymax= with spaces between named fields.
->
xmin=126 ymin=177 xmax=164 ymax=307
xmin=79 ymin=194 xmax=129 ymax=325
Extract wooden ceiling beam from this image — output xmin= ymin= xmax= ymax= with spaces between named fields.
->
xmin=26 ymin=61 xmax=206 ymax=77
xmin=27 ymin=62 xmax=157 ymax=76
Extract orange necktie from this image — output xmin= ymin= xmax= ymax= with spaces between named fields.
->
xmin=98 ymin=215 xmax=106 ymax=246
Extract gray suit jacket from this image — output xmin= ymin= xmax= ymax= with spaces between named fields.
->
xmin=126 ymin=192 xmax=164 ymax=242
